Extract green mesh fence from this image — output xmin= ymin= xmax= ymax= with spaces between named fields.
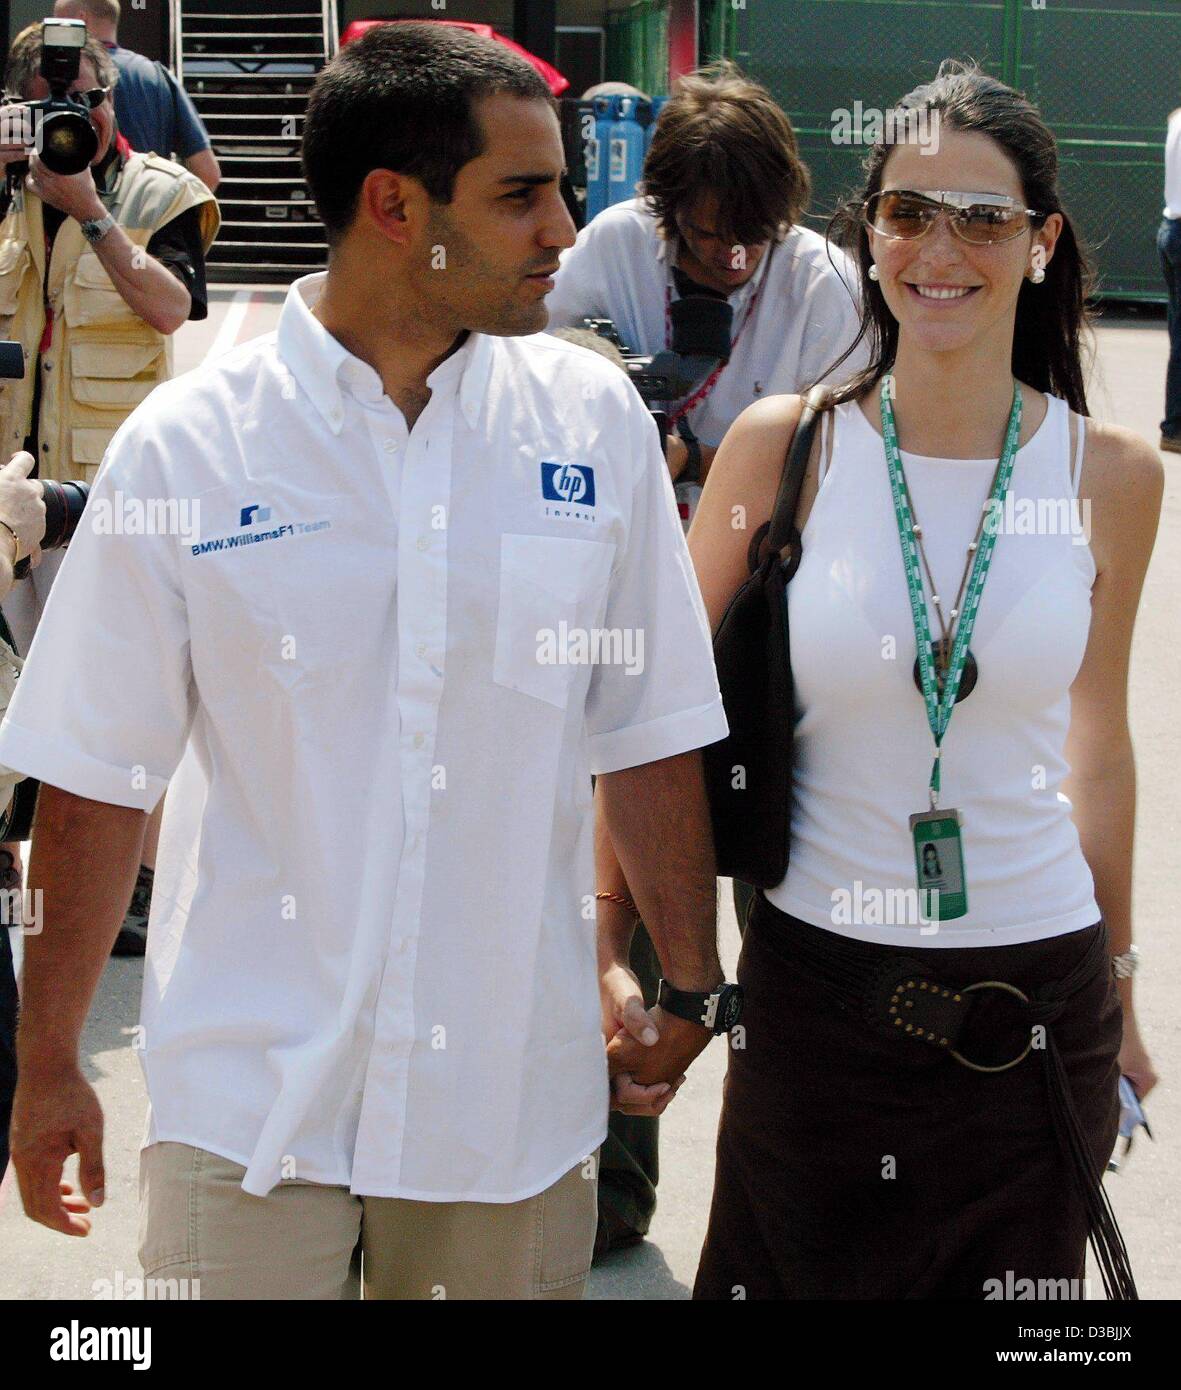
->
xmin=713 ymin=0 xmax=1177 ymax=299
xmin=700 ymin=0 xmax=739 ymax=63
xmin=606 ymin=0 xmax=671 ymax=97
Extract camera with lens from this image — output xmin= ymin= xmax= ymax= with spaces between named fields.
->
xmin=582 ymin=296 xmax=732 ymax=529
xmin=581 ymin=296 xmax=733 ymax=460
xmin=1 ymin=18 xmax=101 ymax=194
xmin=0 ymin=339 xmax=91 ymax=582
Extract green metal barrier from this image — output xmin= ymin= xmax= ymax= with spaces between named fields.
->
xmin=607 ymin=0 xmax=671 ymax=96
xmin=702 ymin=0 xmax=1177 ymax=301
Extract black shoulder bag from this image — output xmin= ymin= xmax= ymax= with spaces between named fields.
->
xmin=702 ymin=384 xmax=832 ymax=887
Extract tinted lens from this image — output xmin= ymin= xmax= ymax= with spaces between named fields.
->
xmin=956 ymin=202 xmax=1027 ymax=243
xmin=867 ymin=190 xmax=935 ymax=238
xmin=78 ymin=88 xmax=106 ymax=110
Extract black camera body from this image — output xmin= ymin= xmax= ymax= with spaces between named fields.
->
xmin=1 ymin=18 xmax=99 ymax=189
xmin=582 ymin=296 xmax=733 ymax=457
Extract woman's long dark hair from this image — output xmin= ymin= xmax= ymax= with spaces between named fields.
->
xmin=822 ymin=60 xmax=1096 ymax=414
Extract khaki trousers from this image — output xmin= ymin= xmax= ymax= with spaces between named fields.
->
xmin=139 ymin=1141 xmax=599 ymax=1300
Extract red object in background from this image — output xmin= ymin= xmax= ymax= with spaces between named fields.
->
xmin=340 ymin=19 xmax=570 ymax=96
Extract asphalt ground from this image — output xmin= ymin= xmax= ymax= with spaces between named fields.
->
xmin=0 ymin=291 xmax=1176 ymax=1300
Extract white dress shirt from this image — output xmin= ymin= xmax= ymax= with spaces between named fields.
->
xmin=544 ymin=196 xmax=868 ymax=446
xmin=0 ymin=272 xmax=728 ymax=1201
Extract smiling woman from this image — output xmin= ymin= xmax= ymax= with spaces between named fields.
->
xmin=689 ymin=58 xmax=1162 ymax=1301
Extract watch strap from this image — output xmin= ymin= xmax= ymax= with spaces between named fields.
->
xmin=81 ymin=211 xmax=116 ymax=244
xmin=657 ymin=978 xmax=742 ymax=1035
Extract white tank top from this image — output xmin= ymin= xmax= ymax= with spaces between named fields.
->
xmin=767 ymin=392 xmax=1101 ymax=946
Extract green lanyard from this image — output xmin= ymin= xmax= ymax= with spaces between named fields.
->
xmin=880 ymin=377 xmax=1022 ymax=807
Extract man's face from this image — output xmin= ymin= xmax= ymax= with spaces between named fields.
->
xmin=673 ymin=191 xmax=770 ymax=293
xmin=22 ymin=56 xmax=114 ymax=167
xmin=409 ymin=93 xmax=577 ymax=338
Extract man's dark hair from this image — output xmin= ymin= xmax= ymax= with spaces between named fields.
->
xmin=302 ymin=22 xmax=555 ymax=245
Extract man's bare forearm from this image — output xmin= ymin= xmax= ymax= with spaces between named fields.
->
xmin=17 ymin=786 xmax=147 ymax=1069
xmin=597 ymin=750 xmax=721 ymax=991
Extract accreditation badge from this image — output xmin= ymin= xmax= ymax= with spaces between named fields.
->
xmin=908 ymin=808 xmax=968 ymax=922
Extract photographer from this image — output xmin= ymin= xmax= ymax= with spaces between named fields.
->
xmin=0 ymin=21 xmax=219 ymax=954
xmin=0 ymin=448 xmax=45 ymax=1184
xmin=547 ymin=61 xmax=865 ymax=493
xmin=0 ymin=20 xmax=219 ymax=653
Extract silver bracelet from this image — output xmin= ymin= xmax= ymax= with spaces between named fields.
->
xmin=1111 ymin=945 xmax=1140 ymax=979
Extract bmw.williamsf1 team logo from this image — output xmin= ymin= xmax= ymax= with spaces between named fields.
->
xmin=541 ymin=461 xmax=595 ymax=507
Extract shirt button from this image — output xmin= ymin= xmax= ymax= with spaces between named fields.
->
xmin=415 ymin=643 xmax=426 ymax=659
xmin=416 ymin=536 xmax=429 ymax=551
xmin=383 ymin=439 xmax=398 ymax=454
xmin=413 ymin=733 xmax=425 ymax=749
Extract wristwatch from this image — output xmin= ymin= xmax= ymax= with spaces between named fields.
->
xmin=79 ymin=211 xmax=116 ymax=245
xmin=656 ymin=978 xmax=744 ymax=1035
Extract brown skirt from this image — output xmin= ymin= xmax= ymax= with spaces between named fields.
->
xmin=693 ymin=894 xmax=1123 ymax=1300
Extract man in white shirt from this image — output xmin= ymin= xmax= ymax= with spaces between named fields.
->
xmin=0 ymin=23 xmax=732 ymax=1299
xmin=548 ymin=60 xmax=866 ymax=1253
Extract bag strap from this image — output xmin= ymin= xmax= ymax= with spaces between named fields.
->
xmin=747 ymin=384 xmax=834 ymax=573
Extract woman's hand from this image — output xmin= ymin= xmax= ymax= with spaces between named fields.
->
xmin=0 ymin=451 xmax=46 ymax=564
xmin=1118 ymin=1011 xmax=1158 ymax=1100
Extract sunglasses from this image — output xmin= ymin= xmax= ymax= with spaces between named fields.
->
xmin=864 ymin=189 xmax=1047 ymax=245
xmin=71 ymin=86 xmax=111 ymax=110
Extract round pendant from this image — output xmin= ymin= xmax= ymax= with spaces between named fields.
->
xmin=913 ymin=639 xmax=978 ymax=703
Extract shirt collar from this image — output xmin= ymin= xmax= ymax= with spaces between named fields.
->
xmin=277 ymin=272 xmax=493 ymax=436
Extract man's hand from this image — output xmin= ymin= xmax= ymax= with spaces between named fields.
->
xmin=23 ymin=150 xmax=104 ymax=223
xmin=607 ymin=1004 xmax=713 ymax=1092
xmin=0 ymin=451 xmax=47 ymax=567
xmin=10 ymin=1058 xmax=105 ymax=1236
xmin=600 ymin=956 xmax=683 ymax=1117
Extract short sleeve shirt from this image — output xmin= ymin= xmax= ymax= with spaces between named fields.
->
xmin=0 ymin=273 xmax=727 ymax=1201
xmin=106 ymin=44 xmax=211 ymax=160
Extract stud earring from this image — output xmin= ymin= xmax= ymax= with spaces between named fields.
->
xmin=1030 ymin=264 xmax=1046 ymax=284
xmin=868 ymin=263 xmax=880 ymax=281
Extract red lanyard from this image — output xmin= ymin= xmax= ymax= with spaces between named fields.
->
xmin=663 ymin=243 xmax=772 ymax=426
xmin=39 ymin=225 xmax=53 ymax=355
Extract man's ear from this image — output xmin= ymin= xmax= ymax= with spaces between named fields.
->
xmin=358 ymin=167 xmax=422 ymax=248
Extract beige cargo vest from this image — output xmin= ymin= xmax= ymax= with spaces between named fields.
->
xmin=0 ymin=151 xmax=219 ymax=482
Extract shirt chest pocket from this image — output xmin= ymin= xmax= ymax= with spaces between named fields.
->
xmin=493 ymin=533 xmax=617 ymax=709
xmin=63 ymin=247 xmax=140 ymax=326
xmin=0 ymin=238 xmax=31 ymax=340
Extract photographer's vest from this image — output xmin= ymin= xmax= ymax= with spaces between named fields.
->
xmin=0 ymin=151 xmax=219 ymax=482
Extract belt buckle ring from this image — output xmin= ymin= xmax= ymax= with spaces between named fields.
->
xmin=947 ymin=979 xmax=1034 ymax=1073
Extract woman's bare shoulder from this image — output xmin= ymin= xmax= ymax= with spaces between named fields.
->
xmin=1078 ymin=418 xmax=1164 ymax=573
xmin=1081 ymin=419 xmax=1164 ymax=506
